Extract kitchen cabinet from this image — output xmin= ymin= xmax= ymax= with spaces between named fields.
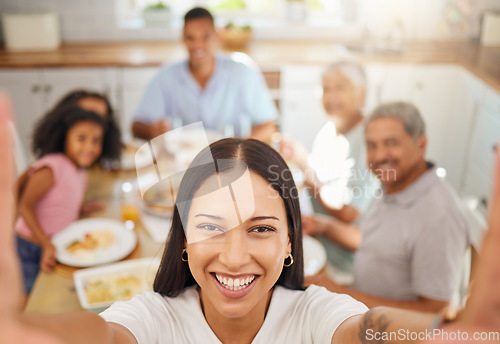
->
xmin=461 ymin=80 xmax=500 ymax=203
xmin=0 ymin=70 xmax=44 ymax=158
xmin=279 ymin=64 xmax=326 ymax=150
xmin=410 ymin=65 xmax=461 ymax=172
xmin=443 ymin=69 xmax=484 ymax=190
xmin=117 ymin=67 xmax=159 ymax=142
xmin=0 ymin=68 xmax=117 ymax=159
xmin=376 ymin=64 xmax=415 ymax=102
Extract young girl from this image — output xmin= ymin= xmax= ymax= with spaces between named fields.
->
xmin=32 ymin=89 xmax=122 ymax=169
xmin=15 ymin=105 xmax=119 ymax=295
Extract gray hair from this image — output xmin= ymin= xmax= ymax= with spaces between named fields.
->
xmin=323 ymin=59 xmax=367 ymax=90
xmin=366 ymin=101 xmax=426 ymax=140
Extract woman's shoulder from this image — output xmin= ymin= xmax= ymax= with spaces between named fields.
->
xmin=105 ymin=286 xmax=200 ymax=313
xmin=255 ymin=286 xmax=367 ymax=343
xmin=272 ymin=285 xmax=368 ymax=315
xmin=275 ymin=284 xmax=352 ymax=300
xmin=99 ymin=287 xmax=211 ymax=343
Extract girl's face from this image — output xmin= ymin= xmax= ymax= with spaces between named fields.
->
xmin=65 ymin=121 xmax=104 ymax=168
xmin=185 ymin=171 xmax=291 ymax=320
xmin=77 ymin=97 xmax=108 ymax=117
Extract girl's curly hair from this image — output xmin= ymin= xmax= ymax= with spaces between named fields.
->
xmin=32 ymin=89 xmax=122 ymax=168
xmin=32 ymin=105 xmax=118 ymax=166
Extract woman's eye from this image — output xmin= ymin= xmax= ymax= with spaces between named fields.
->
xmin=250 ymin=226 xmax=276 ymax=233
xmin=196 ymin=224 xmax=224 ymax=232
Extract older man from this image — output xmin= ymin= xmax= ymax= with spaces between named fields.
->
xmin=132 ymin=7 xmax=277 ymax=141
xmin=309 ymin=101 xmax=470 ymax=313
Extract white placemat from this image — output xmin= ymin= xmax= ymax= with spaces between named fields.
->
xmin=141 ymin=211 xmax=172 ymax=243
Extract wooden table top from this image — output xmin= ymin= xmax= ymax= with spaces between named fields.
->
xmin=1 ymin=40 xmax=499 ymax=92
xmin=25 ymin=167 xmax=165 ymax=314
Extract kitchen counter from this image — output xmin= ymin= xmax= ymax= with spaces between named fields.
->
xmin=0 ymin=40 xmax=499 ymax=91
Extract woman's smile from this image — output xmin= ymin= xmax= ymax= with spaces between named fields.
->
xmin=212 ymin=273 xmax=258 ymax=298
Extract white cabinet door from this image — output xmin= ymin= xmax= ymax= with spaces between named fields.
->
xmin=280 ymin=65 xmax=327 ymax=150
xmin=42 ymin=68 xmax=110 ymax=111
xmin=119 ymin=67 xmax=159 ymax=141
xmin=462 ymin=97 xmax=500 ymax=204
xmin=378 ymin=64 xmax=415 ymax=103
xmin=0 ymin=70 xmax=44 ymax=159
xmin=444 ymin=70 xmax=484 ymax=191
xmin=410 ymin=64 xmax=459 ymax=170
xmin=280 ymin=88 xmax=327 ymax=151
xmin=364 ymin=63 xmax=385 ymax=113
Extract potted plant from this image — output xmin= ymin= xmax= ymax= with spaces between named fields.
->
xmin=142 ymin=1 xmax=171 ymax=26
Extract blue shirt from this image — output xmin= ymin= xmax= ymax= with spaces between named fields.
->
xmin=133 ymin=53 xmax=277 ymax=137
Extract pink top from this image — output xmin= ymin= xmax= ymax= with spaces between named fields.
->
xmin=16 ymin=153 xmax=87 ymax=239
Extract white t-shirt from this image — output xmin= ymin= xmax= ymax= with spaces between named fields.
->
xmin=100 ymin=285 xmax=367 ymax=344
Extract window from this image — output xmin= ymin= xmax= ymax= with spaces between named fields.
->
xmin=116 ymin=0 xmax=348 ymax=30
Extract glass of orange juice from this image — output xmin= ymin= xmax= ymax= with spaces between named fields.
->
xmin=121 ymin=182 xmax=140 ymax=225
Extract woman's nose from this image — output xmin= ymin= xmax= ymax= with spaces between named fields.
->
xmin=219 ymin=228 xmax=251 ymax=270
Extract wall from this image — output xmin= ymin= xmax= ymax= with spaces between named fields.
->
xmin=0 ymin=0 xmax=499 ymax=43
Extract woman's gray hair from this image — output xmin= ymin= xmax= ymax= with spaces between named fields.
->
xmin=323 ymin=59 xmax=367 ymax=90
xmin=366 ymin=101 xmax=426 ymax=140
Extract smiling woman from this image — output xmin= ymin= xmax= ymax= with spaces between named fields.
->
xmin=5 ymin=131 xmax=490 ymax=343
xmin=98 ymin=138 xmax=369 ymax=343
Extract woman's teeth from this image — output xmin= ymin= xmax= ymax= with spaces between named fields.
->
xmin=215 ymin=274 xmax=255 ymax=291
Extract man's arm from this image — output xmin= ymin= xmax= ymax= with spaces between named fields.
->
xmin=250 ymin=121 xmax=276 ymax=143
xmin=303 ymin=214 xmax=362 ymax=251
xmin=132 ymin=120 xmax=169 ymax=140
xmin=333 ymin=307 xmax=437 ymax=344
xmin=318 ymin=202 xmax=361 ymax=223
xmin=307 ymin=273 xmax=448 ymax=313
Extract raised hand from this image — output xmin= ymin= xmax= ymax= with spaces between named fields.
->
xmin=0 ymin=93 xmax=63 ymax=344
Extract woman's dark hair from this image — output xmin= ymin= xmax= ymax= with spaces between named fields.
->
xmin=31 ymin=105 xmax=111 ymax=163
xmin=154 ymin=138 xmax=304 ymax=297
xmin=32 ymin=89 xmax=122 ymax=168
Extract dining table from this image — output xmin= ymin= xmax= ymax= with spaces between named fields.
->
xmin=25 ymin=165 xmax=166 ymax=314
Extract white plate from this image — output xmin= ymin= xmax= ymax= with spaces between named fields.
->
xmin=52 ymin=218 xmax=137 ymax=267
xmin=121 ymin=140 xmax=152 ymax=171
xmin=303 ymin=235 xmax=327 ymax=276
xmin=74 ymin=257 xmax=160 ymax=312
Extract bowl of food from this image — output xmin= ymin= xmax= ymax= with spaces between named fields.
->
xmin=73 ymin=257 xmax=160 ymax=312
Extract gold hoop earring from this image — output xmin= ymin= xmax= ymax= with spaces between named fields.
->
xmin=181 ymin=249 xmax=188 ymax=262
xmin=284 ymin=253 xmax=294 ymax=267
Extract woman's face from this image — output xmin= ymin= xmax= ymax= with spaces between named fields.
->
xmin=185 ymin=170 xmax=291 ymax=320
xmin=322 ymin=70 xmax=365 ymax=121
xmin=77 ymin=97 xmax=108 ymax=117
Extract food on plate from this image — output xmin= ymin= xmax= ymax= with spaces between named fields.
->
xmin=66 ymin=229 xmax=115 ymax=254
xmin=84 ymin=275 xmax=142 ymax=304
